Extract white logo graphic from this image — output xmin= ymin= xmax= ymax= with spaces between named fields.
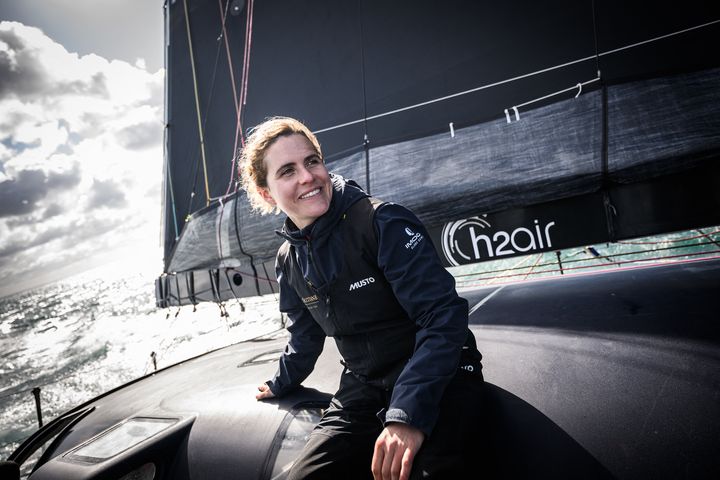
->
xmin=404 ymin=226 xmax=424 ymax=250
xmin=441 ymin=217 xmax=556 ymax=266
xmin=349 ymin=276 xmax=375 ymax=291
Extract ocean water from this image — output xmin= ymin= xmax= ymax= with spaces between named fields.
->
xmin=0 ymin=267 xmax=284 ymax=461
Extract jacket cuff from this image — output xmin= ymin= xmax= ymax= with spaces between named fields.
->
xmin=265 ymin=379 xmax=286 ymax=397
xmin=384 ymin=408 xmax=411 ymax=425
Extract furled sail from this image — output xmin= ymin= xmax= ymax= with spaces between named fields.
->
xmin=157 ymin=0 xmax=720 ymax=306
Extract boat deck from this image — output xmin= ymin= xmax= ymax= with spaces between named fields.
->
xmin=22 ymin=257 xmax=720 ymax=479
xmin=465 ymin=257 xmax=720 ymax=478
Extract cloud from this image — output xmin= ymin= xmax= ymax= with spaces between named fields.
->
xmin=0 ymin=21 xmax=164 ymax=296
xmin=0 ymin=164 xmax=81 ymax=218
xmin=88 ymin=178 xmax=126 ymax=209
xmin=116 ymin=121 xmax=163 ymax=151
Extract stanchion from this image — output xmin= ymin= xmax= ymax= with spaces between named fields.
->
xmin=556 ymin=251 xmax=564 ymax=275
xmin=31 ymin=387 xmax=43 ymax=428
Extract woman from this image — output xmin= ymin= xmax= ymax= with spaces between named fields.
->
xmin=240 ymin=117 xmax=484 ymax=480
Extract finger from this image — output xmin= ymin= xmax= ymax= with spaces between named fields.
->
xmin=382 ymin=443 xmax=396 ymax=480
xmin=390 ymin=446 xmax=404 ymax=480
xmin=399 ymin=446 xmax=416 ymax=480
xmin=371 ymin=441 xmax=385 ymax=479
xmin=255 ymin=384 xmax=274 ymax=400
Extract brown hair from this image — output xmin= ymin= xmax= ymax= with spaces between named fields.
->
xmin=239 ymin=117 xmax=322 ymax=214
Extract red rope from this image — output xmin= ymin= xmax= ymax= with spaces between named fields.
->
xmin=219 ymin=0 xmax=252 ymax=197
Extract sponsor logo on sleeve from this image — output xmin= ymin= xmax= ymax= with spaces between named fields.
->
xmin=404 ymin=226 xmax=424 ymax=250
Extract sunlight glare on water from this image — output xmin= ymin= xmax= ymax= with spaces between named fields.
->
xmin=0 ymin=262 xmax=284 ymax=461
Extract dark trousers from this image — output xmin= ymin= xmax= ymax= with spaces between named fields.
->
xmin=287 ymin=367 xmax=485 ymax=479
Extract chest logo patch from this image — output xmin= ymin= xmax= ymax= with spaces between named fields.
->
xmin=349 ymin=276 xmax=375 ymax=291
xmin=302 ymin=294 xmax=319 ymax=304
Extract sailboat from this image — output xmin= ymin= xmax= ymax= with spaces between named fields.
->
xmin=6 ymin=0 xmax=720 ymax=478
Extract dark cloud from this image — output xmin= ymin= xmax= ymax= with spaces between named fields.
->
xmin=88 ymin=178 xmax=127 ymax=209
xmin=0 ymin=164 xmax=81 ymax=217
xmin=0 ymin=169 xmax=46 ymax=216
xmin=0 ymin=28 xmax=47 ymax=99
xmin=0 ymin=25 xmax=108 ymax=100
xmin=116 ymin=121 xmax=162 ymax=150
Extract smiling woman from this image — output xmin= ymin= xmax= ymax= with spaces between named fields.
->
xmin=260 ymin=134 xmax=333 ymax=230
xmin=239 ymin=117 xmax=485 ymax=480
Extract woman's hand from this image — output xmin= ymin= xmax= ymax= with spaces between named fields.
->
xmin=371 ymin=423 xmax=425 ymax=480
xmin=255 ymin=383 xmax=275 ymax=400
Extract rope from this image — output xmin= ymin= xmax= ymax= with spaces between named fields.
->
xmin=522 ymin=254 xmax=545 ymax=280
xmin=240 ymin=0 xmax=254 ymax=108
xmin=183 ymin=0 xmax=212 ymax=206
xmin=617 ymin=229 xmax=720 ymax=245
xmin=458 ymin=251 xmax=720 ymax=288
xmin=454 ymin=239 xmax=720 ymax=282
xmin=218 ymin=0 xmax=245 ymax=197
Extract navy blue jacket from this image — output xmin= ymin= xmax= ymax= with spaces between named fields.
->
xmin=267 ymin=174 xmax=471 ymax=435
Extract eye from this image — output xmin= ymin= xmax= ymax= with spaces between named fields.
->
xmin=279 ymin=166 xmax=294 ymax=177
xmin=306 ymin=156 xmax=322 ymax=167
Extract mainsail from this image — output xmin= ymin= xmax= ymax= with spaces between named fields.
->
xmin=156 ymin=0 xmax=720 ymax=306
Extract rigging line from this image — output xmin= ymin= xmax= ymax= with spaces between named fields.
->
xmin=312 ymin=18 xmax=720 ymax=135
xmin=165 ymin=156 xmax=180 ymax=240
xmin=597 ymin=18 xmax=720 ymax=59
xmin=454 ymin=240 xmax=720 ymax=281
xmin=182 ymin=5 xmax=228 ymax=210
xmin=240 ymin=0 xmax=255 ymax=107
xmin=590 ymin=0 xmax=602 ymax=77
xmin=219 ymin=0 xmax=240 ymax=114
xmin=183 ymin=0 xmax=212 ymax=206
xmin=218 ymin=0 xmax=246 ymax=197
xmin=513 ymin=77 xmax=600 ymax=110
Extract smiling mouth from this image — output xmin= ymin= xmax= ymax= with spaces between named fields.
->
xmin=299 ymin=188 xmax=321 ymax=200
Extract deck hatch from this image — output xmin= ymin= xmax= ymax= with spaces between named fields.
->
xmin=64 ymin=417 xmax=178 ymax=464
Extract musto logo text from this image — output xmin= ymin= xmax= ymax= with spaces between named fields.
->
xmin=441 ymin=217 xmax=556 ymax=266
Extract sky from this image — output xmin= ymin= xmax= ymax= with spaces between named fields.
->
xmin=0 ymin=1 xmax=166 ymax=296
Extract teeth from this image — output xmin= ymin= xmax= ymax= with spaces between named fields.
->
xmin=300 ymin=189 xmax=320 ymax=199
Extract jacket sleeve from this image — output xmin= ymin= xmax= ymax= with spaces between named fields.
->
xmin=266 ymin=256 xmax=326 ymax=397
xmin=374 ymin=203 xmax=469 ymax=436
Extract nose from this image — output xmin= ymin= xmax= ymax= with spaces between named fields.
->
xmin=297 ymin=165 xmax=313 ymax=184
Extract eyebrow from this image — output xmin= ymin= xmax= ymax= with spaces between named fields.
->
xmin=272 ymin=154 xmax=321 ymax=178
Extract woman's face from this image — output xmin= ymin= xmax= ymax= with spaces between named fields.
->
xmin=260 ymin=134 xmax=332 ymax=229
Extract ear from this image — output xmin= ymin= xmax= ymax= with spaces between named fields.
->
xmin=259 ymin=187 xmax=276 ymax=206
